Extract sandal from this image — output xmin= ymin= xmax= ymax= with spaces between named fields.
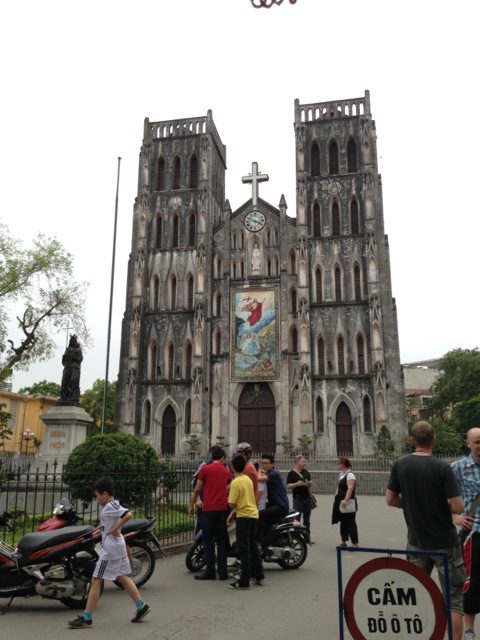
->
xmin=340 ymin=541 xmax=347 ymax=547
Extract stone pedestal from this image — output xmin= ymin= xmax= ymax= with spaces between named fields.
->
xmin=38 ymin=404 xmax=93 ymax=465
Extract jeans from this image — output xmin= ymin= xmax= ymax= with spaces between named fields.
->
xmin=293 ymin=496 xmax=312 ymax=535
xmin=201 ymin=509 xmax=228 ymax=576
xmin=235 ymin=518 xmax=264 ymax=586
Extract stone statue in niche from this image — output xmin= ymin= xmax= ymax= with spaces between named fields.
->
xmin=60 ymin=335 xmax=83 ymax=404
xmin=251 ymin=242 xmax=261 ymax=274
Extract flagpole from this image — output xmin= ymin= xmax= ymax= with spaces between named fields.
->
xmin=102 ymin=157 xmax=121 ymax=433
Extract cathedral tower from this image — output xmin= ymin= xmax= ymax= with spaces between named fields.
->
xmin=115 ymin=92 xmax=406 ymax=455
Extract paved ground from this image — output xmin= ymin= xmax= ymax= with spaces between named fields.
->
xmin=0 ymin=496 xmax=462 ymax=639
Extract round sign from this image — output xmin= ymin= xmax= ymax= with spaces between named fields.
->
xmin=343 ymin=557 xmax=447 ymax=640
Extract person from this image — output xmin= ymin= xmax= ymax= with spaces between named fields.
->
xmin=286 ymin=455 xmax=313 ymax=543
xmin=68 ymin=478 xmax=150 ymax=629
xmin=257 ymin=453 xmax=289 ymax=543
xmin=386 ymin=421 xmax=465 ymax=640
xmin=451 ymin=427 xmax=480 ymax=640
xmin=191 ymin=445 xmax=222 ymax=535
xmin=189 ymin=446 xmax=231 ymax=580
xmin=234 ymin=442 xmax=259 ymax=505
xmin=226 ymin=454 xmax=265 ymax=590
xmin=331 ymin=456 xmax=358 ymax=547
xmin=255 ymin=461 xmax=268 ymax=511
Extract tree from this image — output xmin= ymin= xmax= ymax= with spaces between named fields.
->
xmin=0 ymin=403 xmax=13 ymax=453
xmin=80 ymin=379 xmax=116 ymax=435
xmin=0 ymin=219 xmax=90 ymax=385
xmin=63 ymin=433 xmax=177 ymax=507
xmin=430 ymin=348 xmax=480 ymax=437
xmin=18 ymin=380 xmax=61 ymax=397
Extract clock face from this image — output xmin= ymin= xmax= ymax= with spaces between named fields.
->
xmin=244 ymin=211 xmax=266 ymax=232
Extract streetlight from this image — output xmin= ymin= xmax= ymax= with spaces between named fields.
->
xmin=23 ymin=428 xmax=35 ymax=456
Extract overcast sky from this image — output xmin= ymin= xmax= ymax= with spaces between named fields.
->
xmin=1 ymin=0 xmax=478 ymax=394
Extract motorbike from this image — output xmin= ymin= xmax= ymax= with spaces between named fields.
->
xmin=0 ymin=523 xmax=101 ymax=614
xmin=1 ymin=503 xmax=162 ymax=589
xmin=185 ymin=510 xmax=309 ymax=572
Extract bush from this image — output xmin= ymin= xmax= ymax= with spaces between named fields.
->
xmin=63 ymin=433 xmax=166 ymax=507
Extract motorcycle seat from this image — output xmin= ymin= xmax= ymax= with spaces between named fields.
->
xmin=121 ymin=518 xmax=154 ymax=535
xmin=17 ymin=525 xmax=96 ymax=557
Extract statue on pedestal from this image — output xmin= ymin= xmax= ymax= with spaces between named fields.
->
xmin=60 ymin=335 xmax=83 ymax=404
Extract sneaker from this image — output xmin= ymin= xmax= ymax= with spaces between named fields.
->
xmin=229 ymin=571 xmax=241 ymax=580
xmin=131 ymin=604 xmax=151 ymax=623
xmin=464 ymin=630 xmax=476 ymax=640
xmin=252 ymin=577 xmax=265 ymax=585
xmin=228 ymin=581 xmax=250 ymax=590
xmin=68 ymin=616 xmax=92 ymax=629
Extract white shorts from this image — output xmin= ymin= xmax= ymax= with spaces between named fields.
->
xmin=93 ymin=556 xmax=132 ymax=581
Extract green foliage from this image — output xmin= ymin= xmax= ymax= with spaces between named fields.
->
xmin=0 ymin=219 xmax=90 ymax=384
xmin=430 ymin=348 xmax=480 ymax=435
xmin=297 ymin=434 xmax=313 ymax=450
xmin=63 ymin=433 xmax=166 ymax=507
xmin=185 ymin=434 xmax=202 ymax=450
xmin=18 ymin=380 xmax=61 ymax=397
xmin=403 ymin=419 xmax=465 ymax=456
xmin=80 ymin=379 xmax=116 ymax=434
xmin=276 ymin=434 xmax=293 ymax=453
xmin=374 ymin=425 xmax=395 ymax=458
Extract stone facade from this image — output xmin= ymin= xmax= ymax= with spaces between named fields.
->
xmin=115 ymin=91 xmax=406 ymax=456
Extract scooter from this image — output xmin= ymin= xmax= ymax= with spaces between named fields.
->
xmin=1 ymin=505 xmax=162 ymax=588
xmin=0 ymin=523 xmax=101 ymax=614
xmin=185 ymin=510 xmax=309 ymax=572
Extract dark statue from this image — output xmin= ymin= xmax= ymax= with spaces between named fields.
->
xmin=60 ymin=335 xmax=83 ymax=403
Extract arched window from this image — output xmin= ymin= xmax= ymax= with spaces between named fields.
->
xmin=317 ymin=336 xmax=325 ymax=375
xmin=351 ymin=199 xmax=359 ymax=234
xmin=171 ymin=214 xmax=179 ymax=248
xmin=157 ymin=158 xmax=165 ymax=191
xmin=214 ymin=329 xmax=222 ymax=355
xmin=316 ymin=397 xmax=324 ymax=432
xmin=315 ymin=267 xmax=323 ymax=303
xmin=167 ymin=343 xmax=175 ymax=379
xmin=288 ymin=249 xmax=296 ymax=275
xmin=329 ymin=140 xmax=339 ymax=174
xmin=153 ymin=276 xmax=160 ymax=311
xmin=143 ymin=400 xmax=151 ymax=435
xmin=240 ymin=260 xmax=245 ymax=278
xmin=187 ymin=213 xmax=196 ymax=247
xmin=150 ymin=343 xmax=157 ymax=379
xmin=214 ymin=255 xmax=222 ymax=279
xmin=184 ymin=342 xmax=192 ymax=379
xmin=184 ymin=399 xmax=192 ymax=435
xmin=357 ymin=335 xmax=365 ymax=374
xmin=332 ymin=202 xmax=340 ymax=235
xmin=313 ymin=202 xmax=321 ymax=238
xmin=334 ymin=266 xmax=342 ymax=302
xmin=232 ymin=261 xmax=237 ymax=278
xmin=347 ymin=139 xmax=358 ymax=173
xmin=170 ymin=275 xmax=177 ymax=310
xmin=267 ymin=257 xmax=272 ymax=276
xmin=289 ymin=287 xmax=297 ymax=314
xmin=232 ymin=232 xmax=237 ymax=249
xmin=363 ymin=396 xmax=372 ymax=432
xmin=311 ymin=142 xmax=320 ymax=176
xmin=172 ymin=156 xmax=181 ymax=189
xmin=354 ymin=265 xmax=361 ymax=301
xmin=274 ymin=228 xmax=279 ymax=246
xmin=291 ymin=327 xmax=298 ymax=353
xmin=189 ymin=155 xmax=198 ymax=188
xmin=186 ymin=273 xmax=194 ymax=310
xmin=266 ymin=229 xmax=271 ymax=247
xmin=240 ymin=232 xmax=245 ymax=249
xmin=214 ymin=291 xmax=222 ymax=317
xmin=155 ymin=215 xmax=162 ymax=249
xmin=337 ymin=336 xmax=345 ymax=375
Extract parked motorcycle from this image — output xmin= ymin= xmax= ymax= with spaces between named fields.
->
xmin=36 ymin=498 xmax=82 ymax=531
xmin=185 ymin=511 xmax=309 ymax=572
xmin=0 ymin=524 xmax=101 ymax=614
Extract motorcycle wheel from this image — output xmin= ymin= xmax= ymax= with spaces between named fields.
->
xmin=277 ymin=534 xmax=308 ymax=570
xmin=185 ymin=539 xmax=206 ymax=572
xmin=60 ymin=567 xmax=104 ymax=609
xmin=114 ymin=541 xmax=156 ymax=588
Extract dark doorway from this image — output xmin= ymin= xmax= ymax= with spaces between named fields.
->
xmin=238 ymin=383 xmax=276 ymax=453
xmin=336 ymin=402 xmax=353 ymax=455
xmin=161 ymin=405 xmax=176 ymax=455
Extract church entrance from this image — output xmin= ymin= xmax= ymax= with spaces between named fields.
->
xmin=161 ymin=405 xmax=176 ymax=455
xmin=238 ymin=383 xmax=275 ymax=453
xmin=336 ymin=402 xmax=353 ymax=455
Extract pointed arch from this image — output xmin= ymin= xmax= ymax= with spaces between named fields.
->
xmin=155 ymin=215 xmax=162 ymax=249
xmin=315 ymin=266 xmax=323 ymax=303
xmin=313 ymin=202 xmax=321 ymax=238
xmin=143 ymin=399 xmax=151 ymax=435
xmin=172 ymin=156 xmax=181 ymax=189
xmin=350 ymin=199 xmax=360 ymax=234
xmin=149 ymin=342 xmax=158 ymax=379
xmin=152 ymin=275 xmax=160 ymax=311
xmin=334 ymin=265 xmax=342 ymax=302
xmin=188 ymin=154 xmax=198 ymax=188
xmin=187 ymin=212 xmax=196 ymax=247
xmin=288 ymin=248 xmax=296 ymax=275
xmin=267 ymin=257 xmax=272 ymax=276
xmin=315 ymin=396 xmax=324 ymax=433
xmin=171 ymin=213 xmax=179 ymax=248
xmin=317 ymin=335 xmax=326 ymax=375
xmin=337 ymin=335 xmax=346 ymax=375
xmin=170 ymin=275 xmax=177 ymax=310
xmin=357 ymin=334 xmax=366 ymax=374
xmin=183 ymin=341 xmax=192 ymax=379
xmin=329 ymin=140 xmax=339 ymax=174
xmin=161 ymin=405 xmax=176 ymax=454
xmin=332 ymin=201 xmax=340 ymax=235
xmin=213 ymin=290 xmax=222 ymax=317
xmin=166 ymin=342 xmax=175 ymax=380
xmin=184 ymin=398 xmax=192 ymax=435
xmin=156 ymin=158 xmax=165 ymax=191
xmin=347 ymin=139 xmax=358 ymax=173
xmin=186 ymin=273 xmax=194 ymax=310
xmin=363 ymin=395 xmax=373 ymax=432
xmin=214 ymin=254 xmax=222 ymax=279
xmin=213 ymin=327 xmax=222 ymax=355
xmin=311 ymin=141 xmax=320 ymax=176
xmin=289 ymin=286 xmax=297 ymax=314
xmin=353 ymin=263 xmax=362 ymax=301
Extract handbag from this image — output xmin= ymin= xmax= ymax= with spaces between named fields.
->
xmin=339 ymin=499 xmax=356 ymax=514
xmin=293 ymin=470 xmax=316 ymax=509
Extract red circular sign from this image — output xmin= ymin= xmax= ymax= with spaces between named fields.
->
xmin=343 ymin=557 xmax=447 ymax=640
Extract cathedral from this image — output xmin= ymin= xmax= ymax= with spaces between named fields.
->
xmin=115 ymin=90 xmax=406 ymax=456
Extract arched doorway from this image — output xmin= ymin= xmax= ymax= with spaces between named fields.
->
xmin=336 ymin=402 xmax=353 ymax=455
xmin=238 ymin=383 xmax=276 ymax=453
xmin=161 ymin=405 xmax=176 ymax=455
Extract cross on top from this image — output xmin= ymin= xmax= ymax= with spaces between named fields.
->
xmin=242 ymin=162 xmax=269 ymax=206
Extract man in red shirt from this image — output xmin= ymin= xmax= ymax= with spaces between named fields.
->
xmin=235 ymin=442 xmax=259 ymax=505
xmin=189 ymin=447 xmax=231 ymax=580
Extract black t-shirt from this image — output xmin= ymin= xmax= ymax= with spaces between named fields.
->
xmin=287 ymin=468 xmax=311 ymax=499
xmin=387 ymin=454 xmax=460 ymax=549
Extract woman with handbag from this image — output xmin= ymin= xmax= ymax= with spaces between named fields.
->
xmin=332 ymin=456 xmax=359 ymax=547
xmin=286 ymin=455 xmax=314 ymax=544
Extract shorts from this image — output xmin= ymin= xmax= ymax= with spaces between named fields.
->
xmin=407 ymin=541 xmax=465 ymax=614
xmin=93 ymin=555 xmax=132 ymax=581
xmin=463 ymin=531 xmax=480 ymax=615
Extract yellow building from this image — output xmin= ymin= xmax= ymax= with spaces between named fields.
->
xmin=0 ymin=391 xmax=58 ymax=455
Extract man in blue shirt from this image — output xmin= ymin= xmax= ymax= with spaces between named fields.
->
xmin=452 ymin=427 xmax=480 ymax=640
xmin=257 ymin=453 xmax=289 ymax=543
